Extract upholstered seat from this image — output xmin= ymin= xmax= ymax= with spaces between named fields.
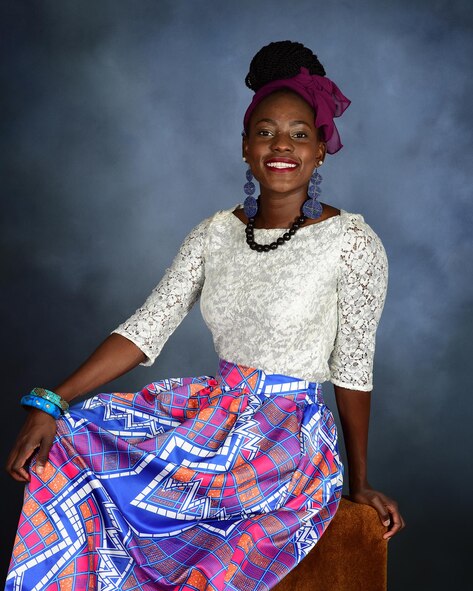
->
xmin=274 ymin=497 xmax=388 ymax=591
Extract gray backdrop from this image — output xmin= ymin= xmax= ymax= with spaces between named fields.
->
xmin=1 ymin=1 xmax=471 ymax=589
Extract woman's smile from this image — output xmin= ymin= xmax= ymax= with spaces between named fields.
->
xmin=265 ymin=157 xmax=299 ymax=172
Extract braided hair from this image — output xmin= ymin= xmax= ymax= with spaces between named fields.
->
xmin=245 ymin=41 xmax=326 ymax=92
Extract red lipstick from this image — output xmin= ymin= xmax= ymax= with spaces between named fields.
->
xmin=264 ymin=158 xmax=299 ymax=173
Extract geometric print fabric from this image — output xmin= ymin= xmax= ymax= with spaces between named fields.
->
xmin=6 ymin=358 xmax=343 ymax=591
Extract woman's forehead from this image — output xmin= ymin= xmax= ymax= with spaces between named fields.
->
xmin=249 ymin=90 xmax=315 ymax=124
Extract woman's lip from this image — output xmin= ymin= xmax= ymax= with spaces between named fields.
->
xmin=264 ymin=158 xmax=299 ymax=172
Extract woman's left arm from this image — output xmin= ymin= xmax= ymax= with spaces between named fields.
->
xmin=334 ymin=384 xmax=406 ymax=540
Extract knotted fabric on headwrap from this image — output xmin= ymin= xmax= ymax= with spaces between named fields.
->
xmin=243 ymin=67 xmax=351 ymax=154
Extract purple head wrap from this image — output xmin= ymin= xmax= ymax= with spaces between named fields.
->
xmin=243 ymin=67 xmax=351 ymax=154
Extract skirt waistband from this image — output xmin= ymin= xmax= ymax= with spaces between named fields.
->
xmin=216 ymin=358 xmax=324 ymax=405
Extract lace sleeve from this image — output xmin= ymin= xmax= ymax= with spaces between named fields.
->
xmin=329 ymin=215 xmax=388 ymax=391
xmin=112 ymin=215 xmax=212 ymax=366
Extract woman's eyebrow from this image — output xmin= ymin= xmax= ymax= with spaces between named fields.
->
xmin=254 ymin=118 xmax=277 ymax=125
xmin=254 ymin=118 xmax=312 ymax=126
xmin=290 ymin=120 xmax=311 ymax=127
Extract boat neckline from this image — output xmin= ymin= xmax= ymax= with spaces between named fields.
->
xmin=228 ymin=204 xmax=346 ymax=231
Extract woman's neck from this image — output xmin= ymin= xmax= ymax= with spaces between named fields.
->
xmin=255 ymin=191 xmax=306 ymax=229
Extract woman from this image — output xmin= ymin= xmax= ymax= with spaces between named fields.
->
xmin=5 ymin=41 xmax=404 ymax=590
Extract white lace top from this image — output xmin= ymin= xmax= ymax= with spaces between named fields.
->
xmin=112 ymin=204 xmax=388 ymax=391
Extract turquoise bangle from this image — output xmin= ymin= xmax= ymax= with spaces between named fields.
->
xmin=21 ymin=394 xmax=62 ymax=419
xmin=30 ymin=387 xmax=69 ymax=412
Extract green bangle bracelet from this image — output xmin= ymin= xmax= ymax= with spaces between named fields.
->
xmin=30 ymin=387 xmax=70 ymax=412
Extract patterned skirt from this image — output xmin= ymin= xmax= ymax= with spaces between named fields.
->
xmin=6 ymin=359 xmax=343 ymax=591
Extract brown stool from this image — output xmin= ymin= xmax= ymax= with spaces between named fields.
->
xmin=274 ymin=497 xmax=388 ymax=591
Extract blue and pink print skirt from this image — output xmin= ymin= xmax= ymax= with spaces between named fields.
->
xmin=6 ymin=359 xmax=343 ymax=591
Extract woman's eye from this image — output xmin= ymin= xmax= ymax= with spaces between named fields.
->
xmin=256 ymin=129 xmax=274 ymax=136
xmin=293 ymin=131 xmax=308 ymax=138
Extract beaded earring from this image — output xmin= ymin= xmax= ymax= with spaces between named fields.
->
xmin=243 ymin=166 xmax=258 ymax=218
xmin=302 ymin=163 xmax=324 ymax=219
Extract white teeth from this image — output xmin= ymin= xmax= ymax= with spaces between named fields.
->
xmin=266 ymin=162 xmax=297 ymax=169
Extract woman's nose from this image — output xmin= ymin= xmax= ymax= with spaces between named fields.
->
xmin=270 ymin=132 xmax=294 ymax=152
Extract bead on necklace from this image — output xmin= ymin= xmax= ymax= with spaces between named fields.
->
xmin=245 ymin=197 xmax=308 ymax=252
xmin=243 ymin=165 xmax=324 ymax=253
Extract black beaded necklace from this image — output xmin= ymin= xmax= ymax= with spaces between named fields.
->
xmin=245 ymin=203 xmax=308 ymax=252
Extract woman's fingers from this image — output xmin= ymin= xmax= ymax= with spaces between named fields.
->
xmin=5 ymin=411 xmax=57 ymax=481
xmin=382 ymin=503 xmax=404 ymax=540
xmin=34 ymin=434 xmax=56 ymax=475
xmin=370 ymin=494 xmax=393 ymax=527
xmin=6 ymin=443 xmax=38 ymax=482
xmin=350 ymin=488 xmax=406 ymax=540
xmin=372 ymin=495 xmax=405 ymax=540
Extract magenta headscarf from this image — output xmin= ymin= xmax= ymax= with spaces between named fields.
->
xmin=243 ymin=67 xmax=351 ymax=154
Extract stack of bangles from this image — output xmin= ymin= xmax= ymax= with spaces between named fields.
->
xmin=20 ymin=387 xmax=70 ymax=419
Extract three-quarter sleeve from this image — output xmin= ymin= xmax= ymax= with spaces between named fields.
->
xmin=112 ymin=215 xmax=212 ymax=366
xmin=329 ymin=215 xmax=388 ymax=391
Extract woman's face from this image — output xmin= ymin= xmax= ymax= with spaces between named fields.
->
xmin=243 ymin=90 xmax=326 ymax=198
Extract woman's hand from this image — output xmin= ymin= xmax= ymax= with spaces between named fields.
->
xmin=349 ymin=485 xmax=406 ymax=540
xmin=5 ymin=334 xmax=147 ymax=483
xmin=6 ymin=409 xmax=58 ymax=482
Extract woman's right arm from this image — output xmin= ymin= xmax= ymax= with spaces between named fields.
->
xmin=7 ymin=213 xmax=213 ymax=482
xmin=6 ymin=333 xmax=146 ymax=482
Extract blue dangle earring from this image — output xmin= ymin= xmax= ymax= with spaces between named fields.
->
xmin=302 ymin=162 xmax=324 ymax=219
xmin=243 ymin=160 xmax=258 ymax=218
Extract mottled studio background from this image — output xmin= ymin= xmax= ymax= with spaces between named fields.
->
xmin=1 ymin=0 xmax=472 ymax=588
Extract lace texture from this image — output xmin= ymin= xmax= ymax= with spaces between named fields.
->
xmin=113 ymin=204 xmax=388 ymax=391
xmin=113 ymin=217 xmax=210 ymax=365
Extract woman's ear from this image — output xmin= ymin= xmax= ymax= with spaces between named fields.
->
xmin=317 ymin=140 xmax=327 ymax=164
xmin=242 ymin=133 xmax=248 ymax=161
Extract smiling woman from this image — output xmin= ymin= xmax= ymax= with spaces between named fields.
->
xmin=5 ymin=40 xmax=404 ymax=591
xmin=243 ymin=91 xmax=326 ymax=223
